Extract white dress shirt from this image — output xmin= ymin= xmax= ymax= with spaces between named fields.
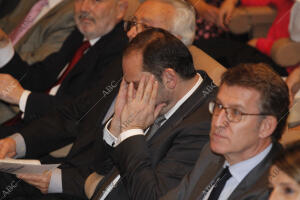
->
xmin=203 ymin=144 xmax=273 ymax=200
xmin=289 ymin=0 xmax=300 ymax=42
xmin=99 ymin=73 xmax=203 ymax=200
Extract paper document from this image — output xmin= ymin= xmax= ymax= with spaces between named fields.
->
xmin=0 ymin=158 xmax=59 ymax=174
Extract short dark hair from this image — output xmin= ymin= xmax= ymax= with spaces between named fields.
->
xmin=124 ymin=28 xmax=196 ymax=81
xmin=274 ymin=140 xmax=300 ymax=184
xmin=220 ymin=63 xmax=289 ymax=141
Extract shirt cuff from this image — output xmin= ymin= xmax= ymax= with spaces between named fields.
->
xmin=9 ymin=133 xmax=26 ymax=158
xmin=19 ymin=90 xmax=31 ymax=112
xmin=103 ymin=118 xmax=118 ymax=147
xmin=0 ymin=41 xmax=14 ymax=67
xmin=115 ymin=129 xmax=144 ymax=147
xmin=48 ymin=168 xmax=63 ymax=193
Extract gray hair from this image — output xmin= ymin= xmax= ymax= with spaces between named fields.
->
xmin=159 ymin=0 xmax=196 ymax=46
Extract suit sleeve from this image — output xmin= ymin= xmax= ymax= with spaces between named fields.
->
xmin=111 ymin=122 xmax=210 ymax=200
xmin=21 ymin=86 xmax=104 ymax=158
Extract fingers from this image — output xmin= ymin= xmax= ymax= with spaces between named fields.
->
xmin=136 ymin=75 xmax=146 ymax=100
xmin=127 ymin=82 xmax=134 ymax=103
xmin=0 ymin=138 xmax=16 ymax=159
xmin=17 ymin=171 xmax=51 ymax=194
xmin=143 ymin=75 xmax=155 ymax=103
xmin=149 ymin=79 xmax=158 ymax=107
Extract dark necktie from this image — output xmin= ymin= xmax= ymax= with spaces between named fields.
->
xmin=55 ymin=40 xmax=91 ymax=86
xmin=146 ymin=115 xmax=166 ymax=141
xmin=207 ymin=167 xmax=232 ymax=200
xmin=2 ymin=41 xmax=91 ymax=126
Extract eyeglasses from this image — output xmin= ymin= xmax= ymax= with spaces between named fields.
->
xmin=208 ymin=101 xmax=271 ymax=123
xmin=124 ymin=18 xmax=152 ymax=33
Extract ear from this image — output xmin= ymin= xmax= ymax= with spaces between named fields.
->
xmin=162 ymin=68 xmax=177 ymax=89
xmin=258 ymin=116 xmax=277 ymax=139
xmin=116 ymin=0 xmax=128 ymax=21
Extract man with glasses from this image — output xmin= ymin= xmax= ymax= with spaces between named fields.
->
xmin=161 ymin=63 xmax=289 ymax=200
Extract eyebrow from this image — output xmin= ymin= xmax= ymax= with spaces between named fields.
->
xmin=215 ymin=98 xmax=246 ymax=111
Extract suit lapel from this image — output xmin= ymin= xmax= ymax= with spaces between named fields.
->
xmin=189 ymin=148 xmax=224 ymax=200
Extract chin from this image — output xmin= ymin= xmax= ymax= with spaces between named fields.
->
xmin=210 ymin=139 xmax=228 ymax=155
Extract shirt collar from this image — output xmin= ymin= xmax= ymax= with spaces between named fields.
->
xmin=48 ymin=0 xmax=62 ymax=9
xmin=163 ymin=73 xmax=203 ymax=120
xmin=87 ymin=37 xmax=101 ymax=46
xmin=224 ymin=144 xmax=273 ymax=183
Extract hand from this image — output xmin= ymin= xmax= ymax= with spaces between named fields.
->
xmin=218 ymin=0 xmax=238 ymax=29
xmin=248 ymin=38 xmax=258 ymax=48
xmin=194 ymin=1 xmax=220 ymax=25
xmin=0 ymin=74 xmax=25 ymax=105
xmin=120 ymin=74 xmax=166 ymax=134
xmin=17 ymin=171 xmax=52 ymax=194
xmin=0 ymin=28 xmax=9 ymax=48
xmin=109 ymin=78 xmax=128 ymax=136
xmin=0 ymin=138 xmax=17 ymax=159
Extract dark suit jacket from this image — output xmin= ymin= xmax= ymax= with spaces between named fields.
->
xmin=161 ymin=142 xmax=283 ymax=200
xmin=18 ymin=72 xmax=121 ymax=197
xmin=0 ymin=22 xmax=128 ymax=123
xmin=92 ymin=71 xmax=217 ymax=200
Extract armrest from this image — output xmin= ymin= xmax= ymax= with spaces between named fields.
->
xmin=229 ymin=6 xmax=277 ymax=37
xmin=85 ymin=172 xmax=104 ymax=199
xmin=271 ymin=38 xmax=300 ymax=67
xmin=188 ymin=45 xmax=227 ymax=86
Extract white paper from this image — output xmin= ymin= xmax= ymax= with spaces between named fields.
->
xmin=0 ymin=159 xmax=59 ymax=174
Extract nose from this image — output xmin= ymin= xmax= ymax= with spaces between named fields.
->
xmin=127 ymin=26 xmax=138 ymax=41
xmin=79 ymin=0 xmax=91 ymax=12
xmin=213 ymin=108 xmax=229 ymax=128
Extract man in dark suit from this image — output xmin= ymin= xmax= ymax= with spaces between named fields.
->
xmin=0 ymin=27 xmax=215 ymax=199
xmin=0 ymin=0 xmax=128 ymax=132
xmin=89 ymin=28 xmax=216 ymax=200
xmin=161 ymin=63 xmax=290 ymax=200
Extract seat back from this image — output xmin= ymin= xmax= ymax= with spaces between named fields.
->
xmin=189 ymin=45 xmax=227 ymax=86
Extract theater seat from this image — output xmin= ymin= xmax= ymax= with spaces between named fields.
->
xmin=228 ymin=6 xmax=276 ymax=38
xmin=228 ymin=6 xmax=300 ymax=67
xmin=189 ymin=45 xmax=227 ymax=86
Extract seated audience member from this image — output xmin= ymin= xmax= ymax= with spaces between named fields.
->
xmin=128 ymin=0 xmax=226 ymax=84
xmin=187 ymin=0 xmax=239 ymax=40
xmin=0 ymin=28 xmax=215 ymax=199
xmin=244 ymin=0 xmax=294 ymax=57
xmin=269 ymin=140 xmax=300 ymax=200
xmin=0 ymin=0 xmax=128 ymax=135
xmin=0 ymin=0 xmax=75 ymax=64
xmin=90 ymin=27 xmax=215 ymax=200
xmin=289 ymin=0 xmax=300 ymax=42
xmin=161 ymin=63 xmax=289 ymax=200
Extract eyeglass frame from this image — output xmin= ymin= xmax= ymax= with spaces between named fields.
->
xmin=124 ymin=17 xmax=153 ymax=33
xmin=208 ymin=101 xmax=271 ymax=123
